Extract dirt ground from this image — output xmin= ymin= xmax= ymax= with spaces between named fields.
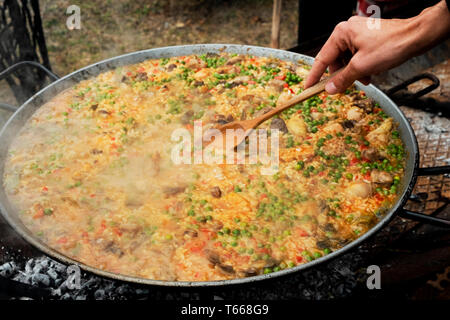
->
xmin=41 ymin=0 xmax=299 ymax=75
xmin=0 ymin=0 xmax=298 ymax=125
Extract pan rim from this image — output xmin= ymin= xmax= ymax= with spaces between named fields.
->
xmin=0 ymin=44 xmax=419 ymax=287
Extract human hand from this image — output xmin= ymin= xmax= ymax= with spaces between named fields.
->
xmin=304 ymin=0 xmax=450 ymax=94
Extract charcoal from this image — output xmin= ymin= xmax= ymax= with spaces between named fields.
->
xmin=0 ymin=261 xmax=16 ymax=277
xmin=94 ymin=289 xmax=106 ymax=300
xmin=31 ymin=274 xmax=50 ymax=287
xmin=60 ymin=293 xmax=72 ymax=300
xmin=47 ymin=269 xmax=58 ymax=280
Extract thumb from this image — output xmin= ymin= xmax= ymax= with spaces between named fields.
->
xmin=325 ymin=60 xmax=361 ymax=94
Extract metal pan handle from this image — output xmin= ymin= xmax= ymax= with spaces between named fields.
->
xmin=385 ymin=73 xmax=440 ymax=100
xmin=399 ymin=165 xmax=450 ymax=228
xmin=0 ymin=61 xmax=59 ymax=111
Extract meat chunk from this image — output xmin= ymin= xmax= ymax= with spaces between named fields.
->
xmin=186 ymin=58 xmax=206 ymax=70
xmin=353 ymin=98 xmax=375 ymax=112
xmin=270 ymin=118 xmax=288 ymax=134
xmin=90 ymin=148 xmax=103 ymax=155
xmin=268 ymin=79 xmax=286 ymax=92
xmin=218 ymin=264 xmax=235 ymax=274
xmin=163 ymin=185 xmax=187 ymax=197
xmin=205 ymin=249 xmax=221 ymax=265
xmin=183 ymin=229 xmax=198 ymax=238
xmin=342 ymin=120 xmax=355 ymax=129
xmin=121 ymin=76 xmax=131 ymax=84
xmin=103 ymin=241 xmax=124 ymax=258
xmin=346 ymin=107 xmax=364 ymax=121
xmin=135 ymin=72 xmax=148 ymax=82
xmin=362 ymin=147 xmax=383 ymax=161
xmin=216 ymin=114 xmax=234 ymax=124
xmin=366 ymin=118 xmax=393 ymax=147
xmin=229 ymin=76 xmax=250 ymax=88
xmin=286 ymin=116 xmax=307 ymax=137
xmin=180 ymin=110 xmax=194 ymax=125
xmin=166 ymin=64 xmax=177 ymax=72
xmin=210 ymin=220 xmax=224 ymax=231
xmin=97 ymin=109 xmax=110 ymax=116
xmin=226 ymin=56 xmax=243 ymax=65
xmin=316 ymin=239 xmax=332 ymax=250
xmin=242 ymin=268 xmax=258 ymax=277
xmin=323 ymin=122 xmax=344 ymax=135
xmin=346 ymin=181 xmax=372 ymax=198
xmin=211 ymin=186 xmax=222 ymax=198
xmin=370 ymin=169 xmax=393 ymax=184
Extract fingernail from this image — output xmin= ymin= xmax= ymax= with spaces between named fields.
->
xmin=325 ymin=81 xmax=337 ymax=94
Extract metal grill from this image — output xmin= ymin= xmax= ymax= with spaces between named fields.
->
xmin=401 ymin=106 xmax=450 ymax=214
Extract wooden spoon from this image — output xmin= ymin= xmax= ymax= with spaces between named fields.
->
xmin=205 ymin=69 xmax=342 ymax=150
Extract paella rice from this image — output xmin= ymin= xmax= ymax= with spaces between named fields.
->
xmin=3 ymin=52 xmax=406 ymax=281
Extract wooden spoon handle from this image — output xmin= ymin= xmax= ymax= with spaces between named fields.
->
xmin=253 ymin=68 xmax=342 ymax=127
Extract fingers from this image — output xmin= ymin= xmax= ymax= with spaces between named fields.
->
xmin=325 ymin=55 xmax=364 ymax=94
xmin=304 ymin=22 xmax=349 ymax=88
xmin=358 ymin=76 xmax=371 ymax=86
xmin=328 ymin=60 xmax=344 ymax=74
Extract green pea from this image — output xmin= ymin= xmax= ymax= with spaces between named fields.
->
xmin=263 ymin=268 xmax=272 ymax=274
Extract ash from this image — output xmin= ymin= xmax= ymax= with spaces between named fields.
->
xmin=0 ymin=256 xmax=154 ymax=300
xmin=0 ymin=248 xmax=369 ymax=300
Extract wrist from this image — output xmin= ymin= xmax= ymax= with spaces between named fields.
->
xmin=404 ymin=2 xmax=450 ymax=54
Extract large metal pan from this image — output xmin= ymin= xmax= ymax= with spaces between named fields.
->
xmin=0 ymin=44 xmax=449 ymax=287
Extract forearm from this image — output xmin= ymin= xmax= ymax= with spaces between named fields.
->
xmin=405 ymin=0 xmax=450 ymax=57
xmin=305 ymin=0 xmax=450 ymax=93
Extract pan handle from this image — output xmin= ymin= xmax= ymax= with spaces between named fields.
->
xmin=0 ymin=61 xmax=60 ymax=112
xmin=399 ymin=210 xmax=450 ymax=228
xmin=399 ymin=165 xmax=450 ymax=228
xmin=385 ymin=73 xmax=440 ymax=100
xmin=417 ymin=165 xmax=450 ymax=176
